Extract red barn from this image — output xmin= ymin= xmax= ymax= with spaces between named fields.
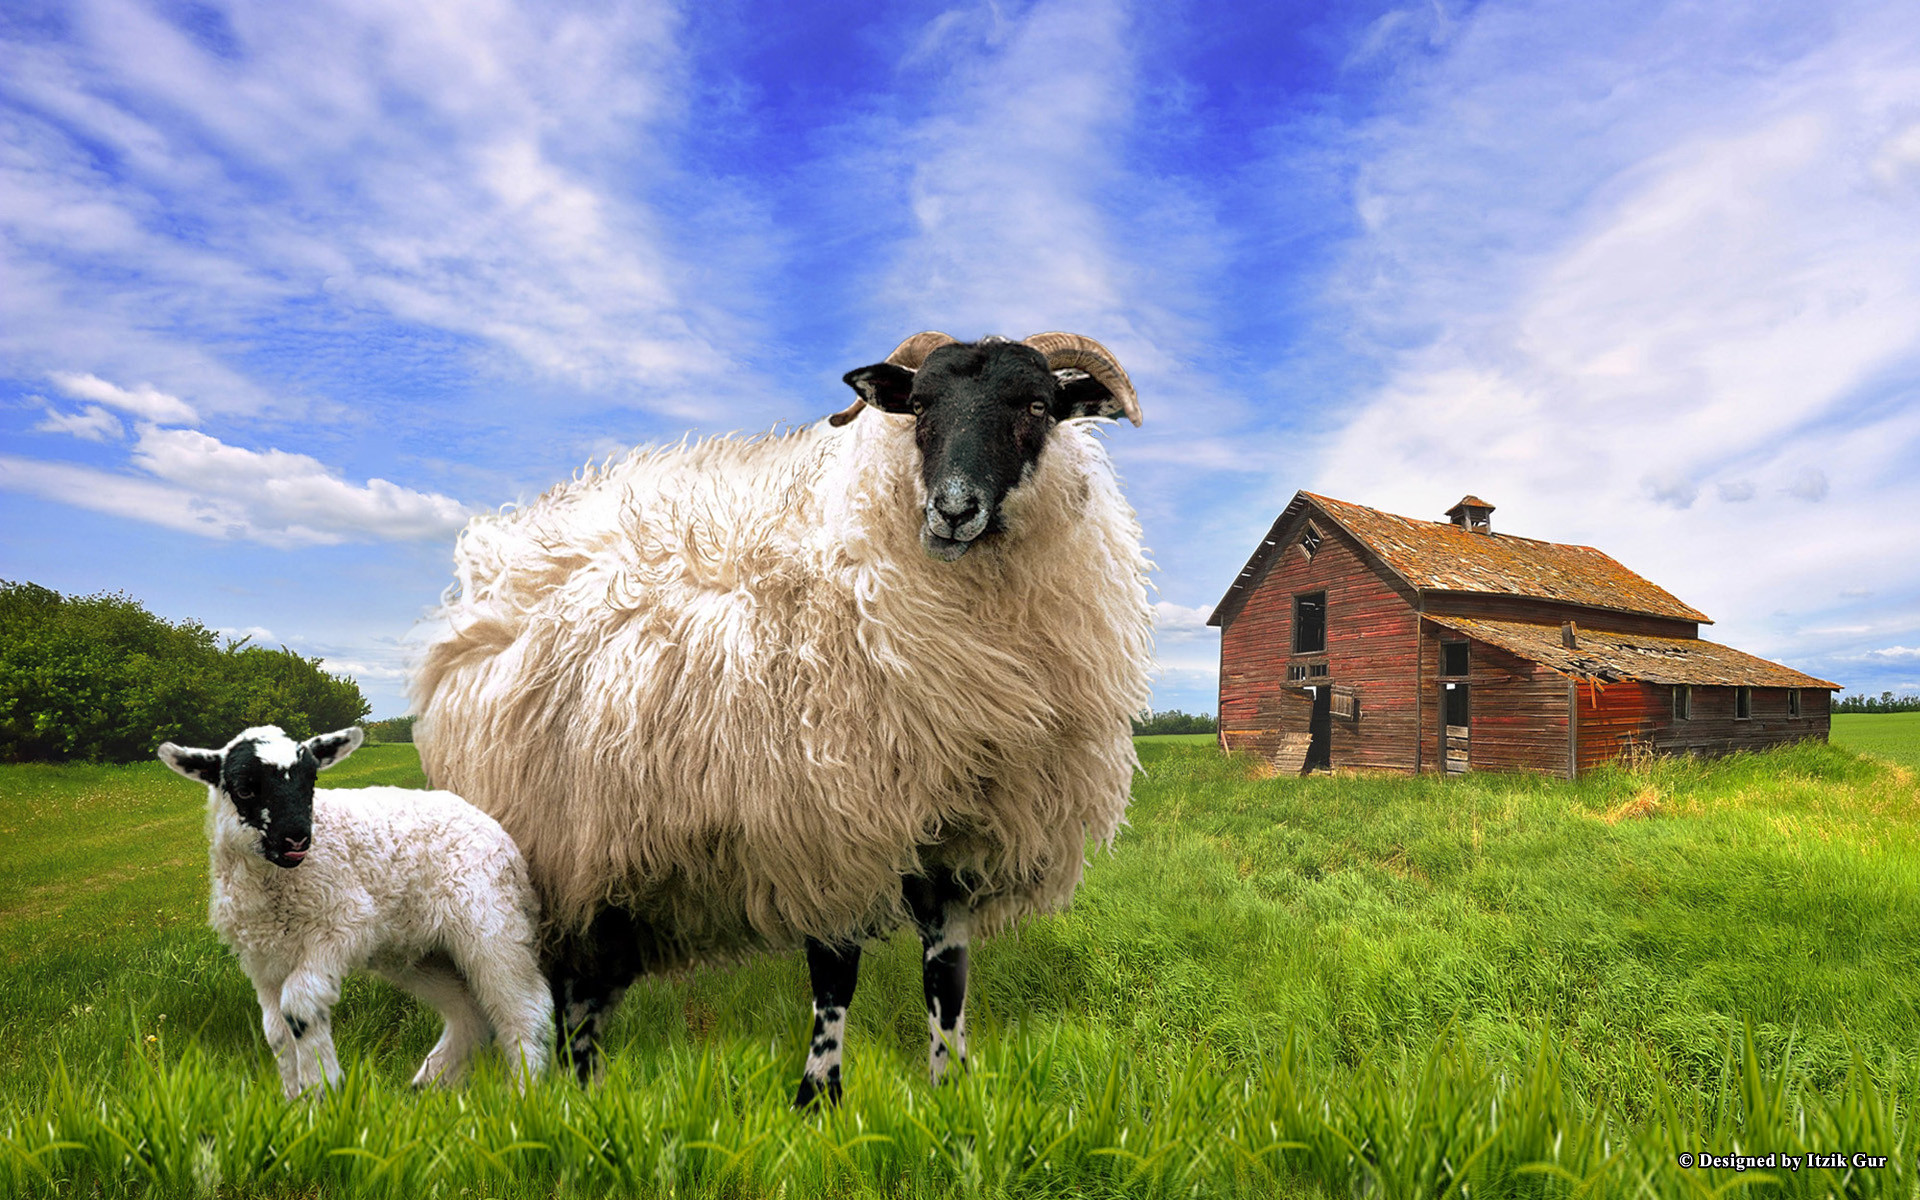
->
xmin=1207 ymin=491 xmax=1839 ymax=777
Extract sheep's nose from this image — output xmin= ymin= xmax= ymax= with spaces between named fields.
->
xmin=283 ymin=835 xmax=309 ymax=852
xmin=930 ymin=480 xmax=986 ymax=536
xmin=935 ymin=492 xmax=980 ymax=526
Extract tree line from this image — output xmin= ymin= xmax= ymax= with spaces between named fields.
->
xmin=0 ymin=580 xmax=371 ymax=764
xmin=1835 ymin=692 xmax=1920 ymax=714
xmin=1132 ymin=709 xmax=1219 ymax=735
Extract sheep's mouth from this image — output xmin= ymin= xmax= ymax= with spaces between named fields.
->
xmin=268 ymin=848 xmax=307 ymax=868
xmin=922 ymin=529 xmax=976 ymax=561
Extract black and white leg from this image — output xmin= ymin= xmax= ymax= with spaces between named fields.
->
xmin=794 ymin=937 xmax=861 ymax=1108
xmin=550 ymin=907 xmax=644 ymax=1083
xmin=904 ymin=870 xmax=970 ymax=1085
xmin=277 ymin=960 xmax=344 ymax=1098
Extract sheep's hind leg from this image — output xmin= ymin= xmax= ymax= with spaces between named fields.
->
xmin=904 ymin=869 xmax=970 ymax=1085
xmin=379 ymin=953 xmax=490 ymax=1088
xmin=455 ymin=931 xmax=554 ymax=1086
xmin=794 ymin=937 xmax=862 ymax=1108
xmin=551 ymin=906 xmax=645 ymax=1084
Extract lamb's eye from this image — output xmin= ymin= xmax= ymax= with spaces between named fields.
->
xmin=911 ymin=401 xmax=925 ymax=416
xmin=1029 ymin=400 xmax=1048 ymax=417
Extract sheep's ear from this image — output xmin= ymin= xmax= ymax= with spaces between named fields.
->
xmin=841 ymin=363 xmax=918 ymax=414
xmin=1056 ymin=371 xmax=1126 ymax=421
xmin=158 ymin=743 xmax=223 ymax=786
xmin=305 ymin=727 xmax=364 ymax=770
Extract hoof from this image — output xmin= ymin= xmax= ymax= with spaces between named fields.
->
xmin=793 ymin=1073 xmax=841 ymax=1110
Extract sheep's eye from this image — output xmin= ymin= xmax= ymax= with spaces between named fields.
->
xmin=1029 ymin=400 xmax=1048 ymax=417
xmin=232 ymin=785 xmax=252 ymax=799
xmin=911 ymin=401 xmax=925 ymax=416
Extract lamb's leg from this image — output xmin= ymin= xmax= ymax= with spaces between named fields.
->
xmin=793 ymin=937 xmax=861 ymax=1108
xmin=550 ymin=906 xmax=644 ymax=1084
xmin=378 ymin=954 xmax=490 ymax=1088
xmin=278 ymin=963 xmax=343 ymax=1097
xmin=904 ymin=869 xmax=970 ymax=1085
xmin=251 ymin=977 xmax=300 ymax=1095
xmin=454 ymin=930 xmax=553 ymax=1087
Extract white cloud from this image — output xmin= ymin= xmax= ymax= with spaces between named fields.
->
xmin=0 ymin=0 xmax=751 ymax=410
xmin=48 ymin=372 xmax=199 ymax=424
xmin=34 ymin=404 xmax=123 ymax=441
xmin=1784 ymin=467 xmax=1830 ymax=502
xmin=1307 ymin=0 xmax=1920 ymax=684
xmin=0 ymin=423 xmax=471 ymax=546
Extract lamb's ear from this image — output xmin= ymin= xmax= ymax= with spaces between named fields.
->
xmin=158 ymin=743 xmax=223 ymax=786
xmin=305 ymin=727 xmax=364 ymax=770
xmin=1056 ymin=371 xmax=1128 ymax=422
xmin=840 ymin=363 xmax=918 ymax=414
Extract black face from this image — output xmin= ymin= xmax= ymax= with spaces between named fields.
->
xmin=842 ymin=339 xmax=1117 ymax=561
xmin=222 ymin=739 xmax=318 ymax=869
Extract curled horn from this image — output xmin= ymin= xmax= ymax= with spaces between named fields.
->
xmin=827 ymin=331 xmax=959 ymax=427
xmin=1021 ymin=332 xmax=1142 ymax=426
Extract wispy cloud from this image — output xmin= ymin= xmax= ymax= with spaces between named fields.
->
xmin=32 ymin=403 xmax=122 ymax=442
xmin=1 ymin=0 xmax=757 ymax=414
xmin=48 ymin=372 xmax=199 ymax=424
xmin=3 ymin=396 xmax=470 ymax=545
xmin=1304 ymin=0 xmax=1920 ymax=681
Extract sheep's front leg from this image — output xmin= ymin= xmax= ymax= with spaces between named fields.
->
xmin=793 ymin=937 xmax=861 ymax=1108
xmin=251 ymin=977 xmax=300 ymax=1094
xmin=278 ymin=963 xmax=343 ymax=1098
xmin=904 ymin=870 xmax=970 ymax=1085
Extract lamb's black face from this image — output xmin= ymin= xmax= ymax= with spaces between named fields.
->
xmin=842 ymin=339 xmax=1119 ymax=561
xmin=223 ymin=738 xmax=319 ymax=869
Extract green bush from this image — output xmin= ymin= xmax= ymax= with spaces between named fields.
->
xmin=0 ymin=580 xmax=370 ymax=763
xmin=364 ymin=714 xmax=417 ymax=743
xmin=1130 ymin=708 xmax=1218 ymax=735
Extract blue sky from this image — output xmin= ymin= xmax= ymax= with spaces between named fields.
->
xmin=3 ymin=0 xmax=1917 ymax=719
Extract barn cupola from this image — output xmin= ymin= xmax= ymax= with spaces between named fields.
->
xmin=1446 ymin=495 xmax=1495 ymax=534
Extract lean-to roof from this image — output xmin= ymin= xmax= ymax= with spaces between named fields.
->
xmin=1423 ymin=616 xmax=1840 ymax=690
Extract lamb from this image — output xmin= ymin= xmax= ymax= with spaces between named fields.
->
xmin=410 ymin=331 xmax=1152 ymax=1105
xmin=158 ymin=725 xmax=551 ymax=1098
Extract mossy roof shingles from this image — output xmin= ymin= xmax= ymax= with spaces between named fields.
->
xmin=1302 ymin=492 xmax=1711 ymax=623
xmin=1423 ymin=616 xmax=1840 ymax=690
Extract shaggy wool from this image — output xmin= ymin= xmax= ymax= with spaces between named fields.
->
xmin=411 ymin=412 xmax=1153 ymax=966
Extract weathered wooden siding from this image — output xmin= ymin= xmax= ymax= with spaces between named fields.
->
xmin=1217 ymin=512 xmax=1421 ymax=770
xmin=1424 ymin=593 xmax=1699 ymax=640
xmin=1418 ymin=620 xmax=1570 ymax=776
xmin=1577 ymin=682 xmax=1831 ymax=768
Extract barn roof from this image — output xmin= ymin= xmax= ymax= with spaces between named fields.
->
xmin=1208 ymin=491 xmax=1711 ymax=627
xmin=1423 ymin=616 xmax=1841 ymax=690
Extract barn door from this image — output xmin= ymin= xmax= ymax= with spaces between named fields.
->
xmin=1442 ymin=681 xmax=1470 ymax=774
xmin=1307 ymin=685 xmax=1332 ymax=771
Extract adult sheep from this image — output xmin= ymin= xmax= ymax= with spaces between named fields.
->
xmin=410 ymin=331 xmax=1152 ymax=1106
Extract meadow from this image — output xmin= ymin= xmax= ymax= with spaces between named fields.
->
xmin=2 ymin=717 xmax=1918 ymax=1197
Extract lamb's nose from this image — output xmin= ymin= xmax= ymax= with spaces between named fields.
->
xmin=284 ymin=835 xmax=309 ymax=852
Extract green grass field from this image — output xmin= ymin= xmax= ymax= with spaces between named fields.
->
xmin=3 ymin=727 xmax=1919 ymax=1197
xmin=1832 ymin=711 xmax=1920 ymax=770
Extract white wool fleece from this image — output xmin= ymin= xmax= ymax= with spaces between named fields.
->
xmin=206 ymin=781 xmax=550 ymax=1095
xmin=411 ymin=413 xmax=1153 ymax=963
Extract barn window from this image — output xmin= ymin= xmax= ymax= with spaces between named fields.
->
xmin=1298 ymin=523 xmax=1323 ymax=559
xmin=1788 ymin=689 xmax=1801 ymax=718
xmin=1735 ymin=687 xmax=1752 ymax=720
xmin=1673 ymin=685 xmax=1692 ymax=720
xmin=1293 ymin=592 xmax=1326 ymax=654
xmin=1441 ymin=641 xmax=1469 ymax=677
